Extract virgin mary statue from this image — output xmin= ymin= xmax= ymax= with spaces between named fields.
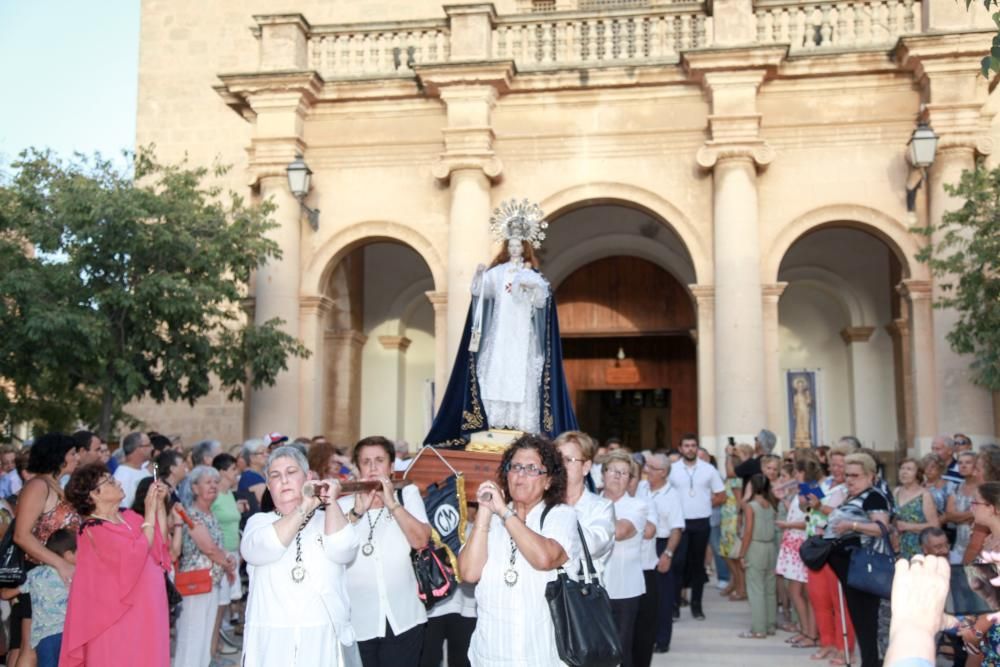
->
xmin=424 ymin=199 xmax=578 ymax=448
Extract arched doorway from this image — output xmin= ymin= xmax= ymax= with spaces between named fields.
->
xmin=777 ymin=226 xmax=905 ymax=454
xmin=321 ymin=241 xmax=436 ymax=448
xmin=543 ymin=202 xmax=699 ymax=450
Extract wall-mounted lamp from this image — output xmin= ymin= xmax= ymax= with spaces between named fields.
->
xmin=287 ymin=154 xmax=320 ymax=230
xmin=905 ymin=120 xmax=939 ymax=212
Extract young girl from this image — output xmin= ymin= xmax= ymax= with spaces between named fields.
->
xmin=739 ymin=474 xmax=777 ymax=639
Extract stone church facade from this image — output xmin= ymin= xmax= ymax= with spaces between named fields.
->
xmin=133 ymin=0 xmax=1000 ymax=458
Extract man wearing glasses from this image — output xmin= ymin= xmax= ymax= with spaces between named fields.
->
xmin=112 ymin=431 xmax=153 ymax=507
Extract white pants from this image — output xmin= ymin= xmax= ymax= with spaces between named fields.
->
xmin=174 ymin=584 xmax=221 ymax=667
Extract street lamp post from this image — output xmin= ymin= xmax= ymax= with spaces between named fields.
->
xmin=906 ymin=120 xmax=939 ymax=212
xmin=287 ymin=154 xmax=320 ymax=230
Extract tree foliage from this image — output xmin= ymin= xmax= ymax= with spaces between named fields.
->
xmin=0 ymin=148 xmax=309 ymax=437
xmin=978 ymin=7 xmax=1000 ymax=76
xmin=915 ymin=164 xmax=1000 ymax=391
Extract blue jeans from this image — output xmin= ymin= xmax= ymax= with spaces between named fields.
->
xmin=36 ymin=633 xmax=62 ymax=667
xmin=709 ymin=523 xmax=730 ymax=582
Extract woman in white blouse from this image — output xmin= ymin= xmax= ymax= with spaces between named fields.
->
xmin=240 ymin=445 xmax=361 ymax=667
xmin=553 ymin=431 xmax=614 ymax=574
xmin=337 ymin=436 xmax=432 ymax=667
xmin=459 ymin=434 xmax=579 ymax=667
xmin=601 ymin=451 xmax=649 ymax=667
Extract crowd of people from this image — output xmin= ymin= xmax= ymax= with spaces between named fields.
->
xmin=0 ymin=427 xmax=994 ymax=667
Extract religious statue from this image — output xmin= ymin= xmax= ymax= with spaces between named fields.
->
xmin=424 ymin=199 xmax=578 ymax=448
xmin=792 ymin=376 xmax=814 ymax=448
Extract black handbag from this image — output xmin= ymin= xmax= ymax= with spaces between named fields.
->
xmin=799 ymin=535 xmax=835 ymax=571
xmin=846 ymin=521 xmax=896 ymax=599
xmin=0 ymin=520 xmax=26 ymax=587
xmin=544 ymin=520 xmax=622 ymax=667
xmin=411 ymin=538 xmax=457 ymax=610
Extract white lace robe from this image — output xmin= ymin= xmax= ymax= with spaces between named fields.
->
xmin=472 ymin=261 xmax=549 ymax=432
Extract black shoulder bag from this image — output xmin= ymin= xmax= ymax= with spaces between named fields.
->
xmin=542 ymin=507 xmax=622 ymax=667
xmin=0 ymin=519 xmax=26 ymax=587
xmin=399 ymin=489 xmax=457 ymax=610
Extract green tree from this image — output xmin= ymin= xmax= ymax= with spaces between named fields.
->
xmin=0 ymin=148 xmax=309 ymax=438
xmin=916 ymin=164 xmax=1000 ymax=391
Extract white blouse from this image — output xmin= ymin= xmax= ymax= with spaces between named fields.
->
xmin=469 ymin=502 xmax=579 ymax=667
xmin=572 ymin=490 xmax=615 ymax=574
xmin=240 ymin=511 xmax=361 ymax=667
xmin=603 ymin=495 xmax=647 ymax=600
xmin=336 ymin=484 xmax=429 ymax=641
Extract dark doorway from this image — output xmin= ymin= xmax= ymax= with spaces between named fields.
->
xmin=577 ymin=389 xmax=672 ymax=451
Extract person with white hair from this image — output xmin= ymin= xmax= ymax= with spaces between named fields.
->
xmin=241 ymin=446 xmax=360 ymax=667
xmin=931 ymin=435 xmax=962 ymax=485
xmin=112 ymin=432 xmax=153 ymax=508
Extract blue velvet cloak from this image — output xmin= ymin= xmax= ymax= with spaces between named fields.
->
xmin=423 ymin=290 xmax=578 ymax=448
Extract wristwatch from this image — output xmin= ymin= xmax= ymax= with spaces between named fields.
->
xmin=500 ymin=508 xmax=514 ymax=524
xmin=663 ymin=549 xmax=674 ymax=559
xmin=349 ymin=508 xmax=363 ymax=520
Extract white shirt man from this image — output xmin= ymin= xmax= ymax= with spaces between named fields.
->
xmin=113 ymin=431 xmax=153 ymax=508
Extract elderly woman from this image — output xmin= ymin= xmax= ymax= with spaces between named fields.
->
xmin=59 ymin=463 xmax=171 ymax=666
xmin=337 ymin=436 xmax=431 ymax=667
xmin=826 ymin=452 xmax=891 ymax=667
xmin=553 ymin=431 xmax=614 ymax=572
xmin=893 ymin=458 xmax=939 ymax=559
xmin=601 ymin=451 xmax=648 ymax=667
xmin=239 ymin=438 xmax=270 ymax=504
xmin=175 ymin=465 xmax=238 ymax=667
xmin=460 ymin=434 xmax=579 ymax=667
xmin=241 ymin=445 xmax=360 ymax=666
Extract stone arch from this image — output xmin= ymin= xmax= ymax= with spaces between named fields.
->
xmin=779 ymin=266 xmax=873 ymax=326
xmin=546 ymin=233 xmax=696 ymax=290
xmin=764 ymin=204 xmax=927 ymax=284
xmin=303 ymin=220 xmax=446 ymax=297
xmin=538 ymin=182 xmax=710 ymax=285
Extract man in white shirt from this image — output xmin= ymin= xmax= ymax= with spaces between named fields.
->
xmin=637 ymin=452 xmax=685 ymax=654
xmin=113 ymin=431 xmax=153 ymax=508
xmin=667 ymin=434 xmax=725 ymax=621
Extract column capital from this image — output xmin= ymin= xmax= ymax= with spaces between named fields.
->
xmin=897 ymin=279 xmax=934 ymax=301
xmin=840 ymin=326 xmax=876 ymax=344
xmin=378 ymin=335 xmax=412 ymax=352
xmin=326 ymin=329 xmax=368 ymax=347
xmin=697 ymin=141 xmax=775 ymax=171
xmin=688 ymin=284 xmax=715 ymax=303
xmin=425 ymin=290 xmax=449 ymax=310
xmin=886 ymin=317 xmax=910 ymax=339
xmin=299 ymin=294 xmax=335 ymax=316
xmin=762 ymin=282 xmax=789 ymax=303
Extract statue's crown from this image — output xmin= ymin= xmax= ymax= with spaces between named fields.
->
xmin=489 ymin=198 xmax=548 ymax=249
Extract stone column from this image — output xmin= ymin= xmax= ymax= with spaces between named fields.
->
xmin=762 ymin=282 xmax=788 ymax=442
xmin=377 ymin=336 xmax=412 ymax=440
xmin=840 ymin=326 xmax=877 ymax=442
xmin=298 ymin=295 xmax=334 ymax=437
xmin=898 ymin=279 xmax=936 ymax=453
xmin=250 ymin=175 xmax=304 ymax=436
xmin=886 ymin=317 xmax=914 ymax=457
xmin=425 ymin=291 xmax=449 ymax=410
xmin=324 ymin=330 xmax=368 ymax=446
xmin=686 ymin=48 xmax=783 ymax=444
xmin=690 ymin=286 xmax=717 ymax=454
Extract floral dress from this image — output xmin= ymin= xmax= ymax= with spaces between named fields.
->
xmin=719 ymin=478 xmax=743 ymax=559
xmin=895 ymin=492 xmax=927 ymax=560
xmin=776 ymin=497 xmax=808 ymax=583
xmin=179 ymin=507 xmax=225 ymax=584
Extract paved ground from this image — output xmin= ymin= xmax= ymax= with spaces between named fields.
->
xmin=653 ymin=580 xmax=815 ymax=667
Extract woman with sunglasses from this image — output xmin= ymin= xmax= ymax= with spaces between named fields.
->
xmin=951 ymin=482 xmax=1000 ymax=666
xmin=460 ymin=434 xmax=578 ymax=667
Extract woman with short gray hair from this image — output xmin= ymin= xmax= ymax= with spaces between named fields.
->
xmin=241 ymin=446 xmax=360 ymax=666
xmin=175 ymin=465 xmax=238 ymax=667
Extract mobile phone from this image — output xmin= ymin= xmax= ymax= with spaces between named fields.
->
xmin=946 ymin=563 xmax=1000 ymax=615
xmin=152 ymin=462 xmax=158 ymax=483
xmin=727 ymin=437 xmax=736 ymax=446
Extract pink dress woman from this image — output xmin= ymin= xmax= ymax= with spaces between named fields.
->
xmin=59 ymin=509 xmax=171 ymax=666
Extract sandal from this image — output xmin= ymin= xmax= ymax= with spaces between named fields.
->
xmin=828 ymin=656 xmax=848 ymax=666
xmin=738 ymin=632 xmax=767 ymax=639
xmin=728 ymin=593 xmax=748 ymax=601
xmin=786 ymin=634 xmax=806 ymax=644
xmin=779 ymin=622 xmax=801 ymax=634
xmin=792 ymin=636 xmax=820 ymax=648
xmin=811 ymin=648 xmax=837 ymax=661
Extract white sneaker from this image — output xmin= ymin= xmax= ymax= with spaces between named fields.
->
xmin=716 ymin=579 xmax=730 ymax=590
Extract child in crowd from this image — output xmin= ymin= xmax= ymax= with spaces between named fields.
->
xmin=739 ymin=474 xmax=778 ymax=639
xmin=1 ymin=529 xmax=76 ymax=667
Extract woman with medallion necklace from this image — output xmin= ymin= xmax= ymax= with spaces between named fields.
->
xmin=337 ymin=436 xmax=431 ymax=667
xmin=241 ymin=445 xmax=360 ymax=667
xmin=460 ymin=434 xmax=579 ymax=667
xmin=11 ymin=433 xmax=81 ymax=667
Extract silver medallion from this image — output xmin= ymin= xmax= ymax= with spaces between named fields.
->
xmin=504 ymin=568 xmax=519 ymax=587
xmin=362 ymin=542 xmax=375 ymax=557
xmin=689 ymin=489 xmax=695 ymax=497
xmin=291 ymin=565 xmax=306 ymax=583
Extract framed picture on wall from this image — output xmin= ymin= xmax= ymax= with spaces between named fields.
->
xmin=786 ymin=369 xmax=822 ymax=448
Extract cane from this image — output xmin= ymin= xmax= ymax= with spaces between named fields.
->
xmin=837 ymin=579 xmax=852 ymax=667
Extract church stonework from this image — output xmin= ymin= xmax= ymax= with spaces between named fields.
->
xmin=131 ymin=0 xmax=1000 ymax=457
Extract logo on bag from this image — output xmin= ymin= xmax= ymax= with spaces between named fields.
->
xmin=433 ymin=505 xmax=460 ymax=537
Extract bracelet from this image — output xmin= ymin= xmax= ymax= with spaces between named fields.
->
xmin=853 ymin=521 xmax=858 ymax=532
xmin=388 ymin=503 xmax=402 ymax=513
xmin=349 ymin=508 xmax=362 ymax=520
xmin=500 ymin=508 xmax=514 ymax=524
xmin=141 ymin=522 xmax=153 ymax=530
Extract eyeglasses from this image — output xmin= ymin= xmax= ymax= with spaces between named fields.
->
xmin=95 ymin=476 xmax=119 ymax=489
xmin=971 ymin=500 xmax=991 ymax=507
xmin=504 ymin=463 xmax=548 ymax=477
xmin=844 ymin=473 xmax=863 ymax=479
xmin=605 ymin=469 xmax=632 ymax=479
xmin=562 ymin=457 xmax=585 ymax=465
xmin=956 ymin=439 xmax=971 ymax=446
